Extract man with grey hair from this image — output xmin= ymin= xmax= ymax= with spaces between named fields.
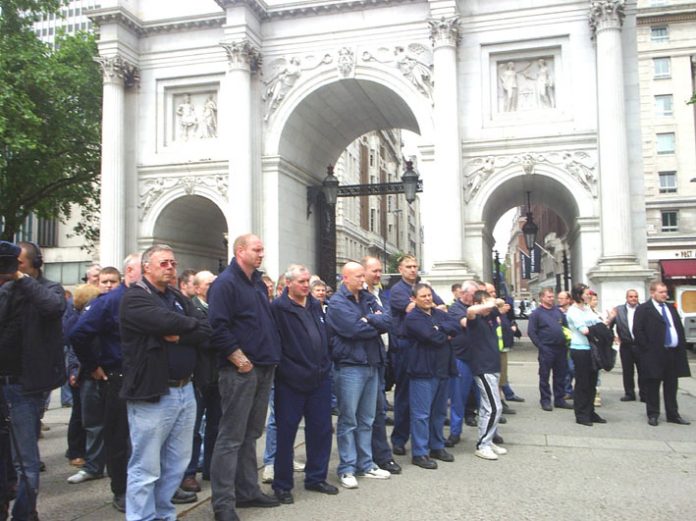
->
xmin=270 ymin=264 xmax=336 ymax=503
xmin=84 ymin=264 xmax=102 ymax=286
xmin=208 ymin=234 xmax=281 ymax=520
xmin=119 ymin=245 xmax=211 ymax=520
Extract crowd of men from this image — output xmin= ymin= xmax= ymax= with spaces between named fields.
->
xmin=0 ymin=235 xmax=692 ymax=521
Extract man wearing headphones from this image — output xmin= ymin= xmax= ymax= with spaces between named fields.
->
xmin=0 ymin=241 xmax=66 ymax=521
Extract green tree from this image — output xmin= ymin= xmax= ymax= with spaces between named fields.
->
xmin=0 ymin=0 xmax=102 ymax=243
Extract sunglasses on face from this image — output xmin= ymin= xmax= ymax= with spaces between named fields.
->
xmin=157 ymin=259 xmax=178 ymax=268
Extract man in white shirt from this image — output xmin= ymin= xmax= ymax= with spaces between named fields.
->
xmin=610 ymin=290 xmax=643 ymax=402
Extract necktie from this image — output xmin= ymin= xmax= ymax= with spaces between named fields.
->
xmin=661 ymin=303 xmax=674 ymax=348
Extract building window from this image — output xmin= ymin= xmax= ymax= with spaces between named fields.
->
xmin=36 ymin=218 xmax=58 ymax=247
xmin=653 ymin=57 xmax=671 ymax=79
xmin=661 ymin=211 xmax=678 ymax=232
xmin=655 ymin=94 xmax=673 ymax=116
xmin=370 ymin=208 xmax=376 ymax=232
xmin=658 ymin=171 xmax=677 ymax=193
xmin=656 ymin=132 xmax=675 ymax=154
xmin=369 ymin=152 xmax=375 ymax=167
xmin=651 ymin=26 xmax=669 ymax=42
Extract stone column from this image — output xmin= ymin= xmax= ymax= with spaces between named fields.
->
xmin=424 ymin=16 xmax=464 ymax=269
xmin=220 ymin=40 xmax=261 ymax=246
xmin=95 ymin=55 xmax=138 ymax=268
xmin=590 ymin=1 xmax=633 ymax=261
xmin=587 ymin=0 xmax=653 ymax=307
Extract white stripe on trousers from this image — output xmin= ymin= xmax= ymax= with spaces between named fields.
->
xmin=475 ymin=373 xmax=501 ymax=449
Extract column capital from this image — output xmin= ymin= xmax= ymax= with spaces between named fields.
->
xmin=221 ymin=39 xmax=262 ymax=74
xmin=94 ymin=54 xmax=140 ymax=88
xmin=589 ymin=0 xmax=625 ymax=36
xmin=428 ymin=16 xmax=460 ymax=49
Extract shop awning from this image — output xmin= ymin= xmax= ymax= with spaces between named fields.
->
xmin=660 ymin=259 xmax=696 ymax=279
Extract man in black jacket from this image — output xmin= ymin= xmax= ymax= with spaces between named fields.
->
xmin=609 ymin=289 xmax=643 ymax=402
xmin=0 ymin=241 xmax=66 ymax=521
xmin=633 ymin=281 xmax=691 ymax=426
xmin=119 ymin=245 xmax=211 ymax=521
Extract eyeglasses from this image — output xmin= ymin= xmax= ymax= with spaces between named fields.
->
xmin=158 ymin=259 xmax=178 ymax=269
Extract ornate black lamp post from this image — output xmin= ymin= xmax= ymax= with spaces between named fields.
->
xmin=521 ymin=191 xmax=538 ymax=253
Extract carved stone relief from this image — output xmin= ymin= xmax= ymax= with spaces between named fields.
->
xmin=496 ymin=57 xmax=555 ymax=113
xmin=171 ymin=91 xmax=218 ymax=142
xmin=462 ymin=151 xmax=597 ymax=203
xmin=138 ymin=175 xmax=228 ymax=220
xmin=362 ymin=44 xmax=434 ymax=102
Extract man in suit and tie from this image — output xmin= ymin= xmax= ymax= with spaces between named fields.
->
xmin=633 ymin=282 xmax=691 ymax=426
xmin=610 ymin=289 xmax=644 ymax=402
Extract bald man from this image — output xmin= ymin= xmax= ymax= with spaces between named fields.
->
xmin=327 ymin=262 xmax=392 ymax=489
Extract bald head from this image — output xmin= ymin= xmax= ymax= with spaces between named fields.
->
xmin=233 ymin=234 xmax=264 ymax=274
xmin=484 ymin=282 xmax=496 ymax=297
xmin=361 ymin=256 xmax=383 ymax=289
xmin=342 ymin=262 xmax=365 ymax=295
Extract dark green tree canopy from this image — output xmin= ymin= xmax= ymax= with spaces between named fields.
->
xmin=0 ymin=0 xmax=102 ymax=242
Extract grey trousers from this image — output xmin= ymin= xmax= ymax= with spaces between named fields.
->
xmin=211 ymin=365 xmax=275 ymax=516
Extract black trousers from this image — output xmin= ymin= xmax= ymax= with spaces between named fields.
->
xmin=619 ymin=341 xmax=644 ymax=400
xmin=644 ymin=350 xmax=680 ymax=420
xmin=570 ymin=350 xmax=598 ymax=423
xmin=103 ymin=373 xmax=129 ymax=496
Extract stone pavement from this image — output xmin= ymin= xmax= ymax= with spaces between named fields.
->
xmin=26 ymin=341 xmax=696 ymax=521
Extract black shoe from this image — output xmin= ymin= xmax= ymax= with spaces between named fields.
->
xmin=385 ymin=416 xmax=394 ymax=426
xmin=429 ymin=449 xmax=454 ymax=462
xmin=112 ymin=494 xmax=126 ymax=513
xmin=493 ymin=433 xmax=504 ymax=444
xmin=331 ymin=407 xmax=339 ymax=416
xmin=412 ymin=456 xmax=437 ymax=470
xmin=620 ymin=394 xmax=636 ymax=402
xmin=507 ymin=395 xmax=525 ymax=403
xmin=541 ymin=403 xmax=553 ymax=412
xmin=305 ymin=481 xmax=339 ymax=495
xmin=502 ymin=402 xmax=516 ymax=415
xmin=39 ymin=462 xmax=46 ymax=472
xmin=274 ymin=490 xmax=294 ymax=505
xmin=576 ymin=419 xmax=593 ymax=427
xmin=648 ymin=416 xmax=659 ymax=426
xmin=236 ymin=493 xmax=281 ymax=508
xmin=214 ymin=511 xmax=241 ymax=521
xmin=667 ymin=416 xmax=691 ymax=425
xmin=443 ymin=417 xmax=450 ymax=426
xmin=464 ymin=416 xmax=478 ymax=427
xmin=554 ymin=401 xmax=573 ymax=410
xmin=392 ymin=445 xmax=406 ymax=456
xmin=378 ymin=460 xmax=402 ymax=474
xmin=498 ymin=415 xmax=507 ymax=424
xmin=444 ymin=434 xmax=460 ymax=448
xmin=591 ymin=414 xmax=607 ymax=424
xmin=172 ymin=488 xmax=197 ymax=504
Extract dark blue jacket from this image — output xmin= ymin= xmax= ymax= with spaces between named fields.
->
xmin=528 ymin=305 xmax=567 ymax=350
xmin=404 ymin=307 xmax=459 ymax=379
xmin=467 ymin=310 xmax=501 ymax=376
xmin=500 ymin=313 xmax=515 ymax=349
xmin=327 ymin=284 xmax=390 ymax=367
xmin=271 ymin=290 xmax=331 ymax=393
xmin=447 ymin=300 xmax=472 ymax=363
xmin=389 ymin=279 xmax=444 ymax=340
xmin=207 ymin=258 xmax=281 ymax=367
xmin=69 ymin=283 xmax=127 ymax=373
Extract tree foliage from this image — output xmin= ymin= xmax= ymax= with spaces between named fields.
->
xmin=0 ymin=0 xmax=102 ymax=243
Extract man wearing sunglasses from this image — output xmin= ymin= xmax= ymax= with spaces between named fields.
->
xmin=119 ymin=245 xmax=212 ymax=521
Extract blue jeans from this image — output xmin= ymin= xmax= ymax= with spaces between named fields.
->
xmin=371 ymin=366 xmax=393 ymax=465
xmin=2 ymin=384 xmax=44 ymax=521
xmin=263 ymin=386 xmax=276 ymax=466
xmin=80 ymin=378 xmax=106 ymax=476
xmin=335 ymin=365 xmax=378 ymax=476
xmin=409 ymin=377 xmax=448 ymax=457
xmin=448 ymin=359 xmax=479 ymax=437
xmin=126 ymin=384 xmax=196 ymax=521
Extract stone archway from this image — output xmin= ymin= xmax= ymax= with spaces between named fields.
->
xmin=150 ymin=195 xmax=228 ymax=273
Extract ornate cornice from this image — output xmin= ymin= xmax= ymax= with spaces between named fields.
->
xmin=217 ymin=0 xmax=420 ymax=20
xmin=636 ymin=3 xmax=696 ymax=25
xmin=215 ymin=0 xmax=268 ymax=19
xmin=221 ymin=40 xmax=263 ymax=73
xmin=89 ymin=7 xmax=225 ymax=36
xmin=94 ymin=55 xmax=140 ymax=88
xmin=589 ymin=0 xmax=625 ymax=36
xmin=428 ymin=16 xmax=460 ymax=48
xmin=88 ymin=7 xmax=144 ymax=35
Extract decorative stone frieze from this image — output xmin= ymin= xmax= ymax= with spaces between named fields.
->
xmin=428 ymin=16 xmax=460 ymax=48
xmin=589 ymin=0 xmax=625 ymax=35
xmin=94 ymin=55 xmax=140 ymax=88
xmin=138 ymin=174 xmax=228 ymax=220
xmin=221 ymin=40 xmax=262 ymax=73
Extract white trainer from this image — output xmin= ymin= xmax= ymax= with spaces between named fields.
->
xmin=340 ymin=473 xmax=359 ymax=489
xmin=474 ymin=446 xmax=499 ymax=461
xmin=261 ymin=464 xmax=274 ymax=484
xmin=293 ymin=460 xmax=306 ymax=472
xmin=67 ymin=470 xmax=102 ymax=484
xmin=491 ymin=443 xmax=508 ymax=456
xmin=358 ymin=467 xmax=391 ymax=479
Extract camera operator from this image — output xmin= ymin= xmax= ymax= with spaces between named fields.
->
xmin=0 ymin=241 xmax=66 ymax=521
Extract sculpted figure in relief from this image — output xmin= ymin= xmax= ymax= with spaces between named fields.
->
xmin=394 ymin=45 xmax=433 ymax=101
xmin=202 ymin=94 xmax=217 ymax=138
xmin=176 ymin=94 xmax=198 ymax=141
xmin=523 ymin=58 xmax=555 ymax=108
xmin=464 ymin=156 xmax=496 ymax=202
xmin=263 ymin=57 xmax=302 ymax=121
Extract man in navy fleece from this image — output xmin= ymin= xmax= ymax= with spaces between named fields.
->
xmin=208 ymin=234 xmax=281 ymax=521
xmin=527 ymin=287 xmax=571 ymax=412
